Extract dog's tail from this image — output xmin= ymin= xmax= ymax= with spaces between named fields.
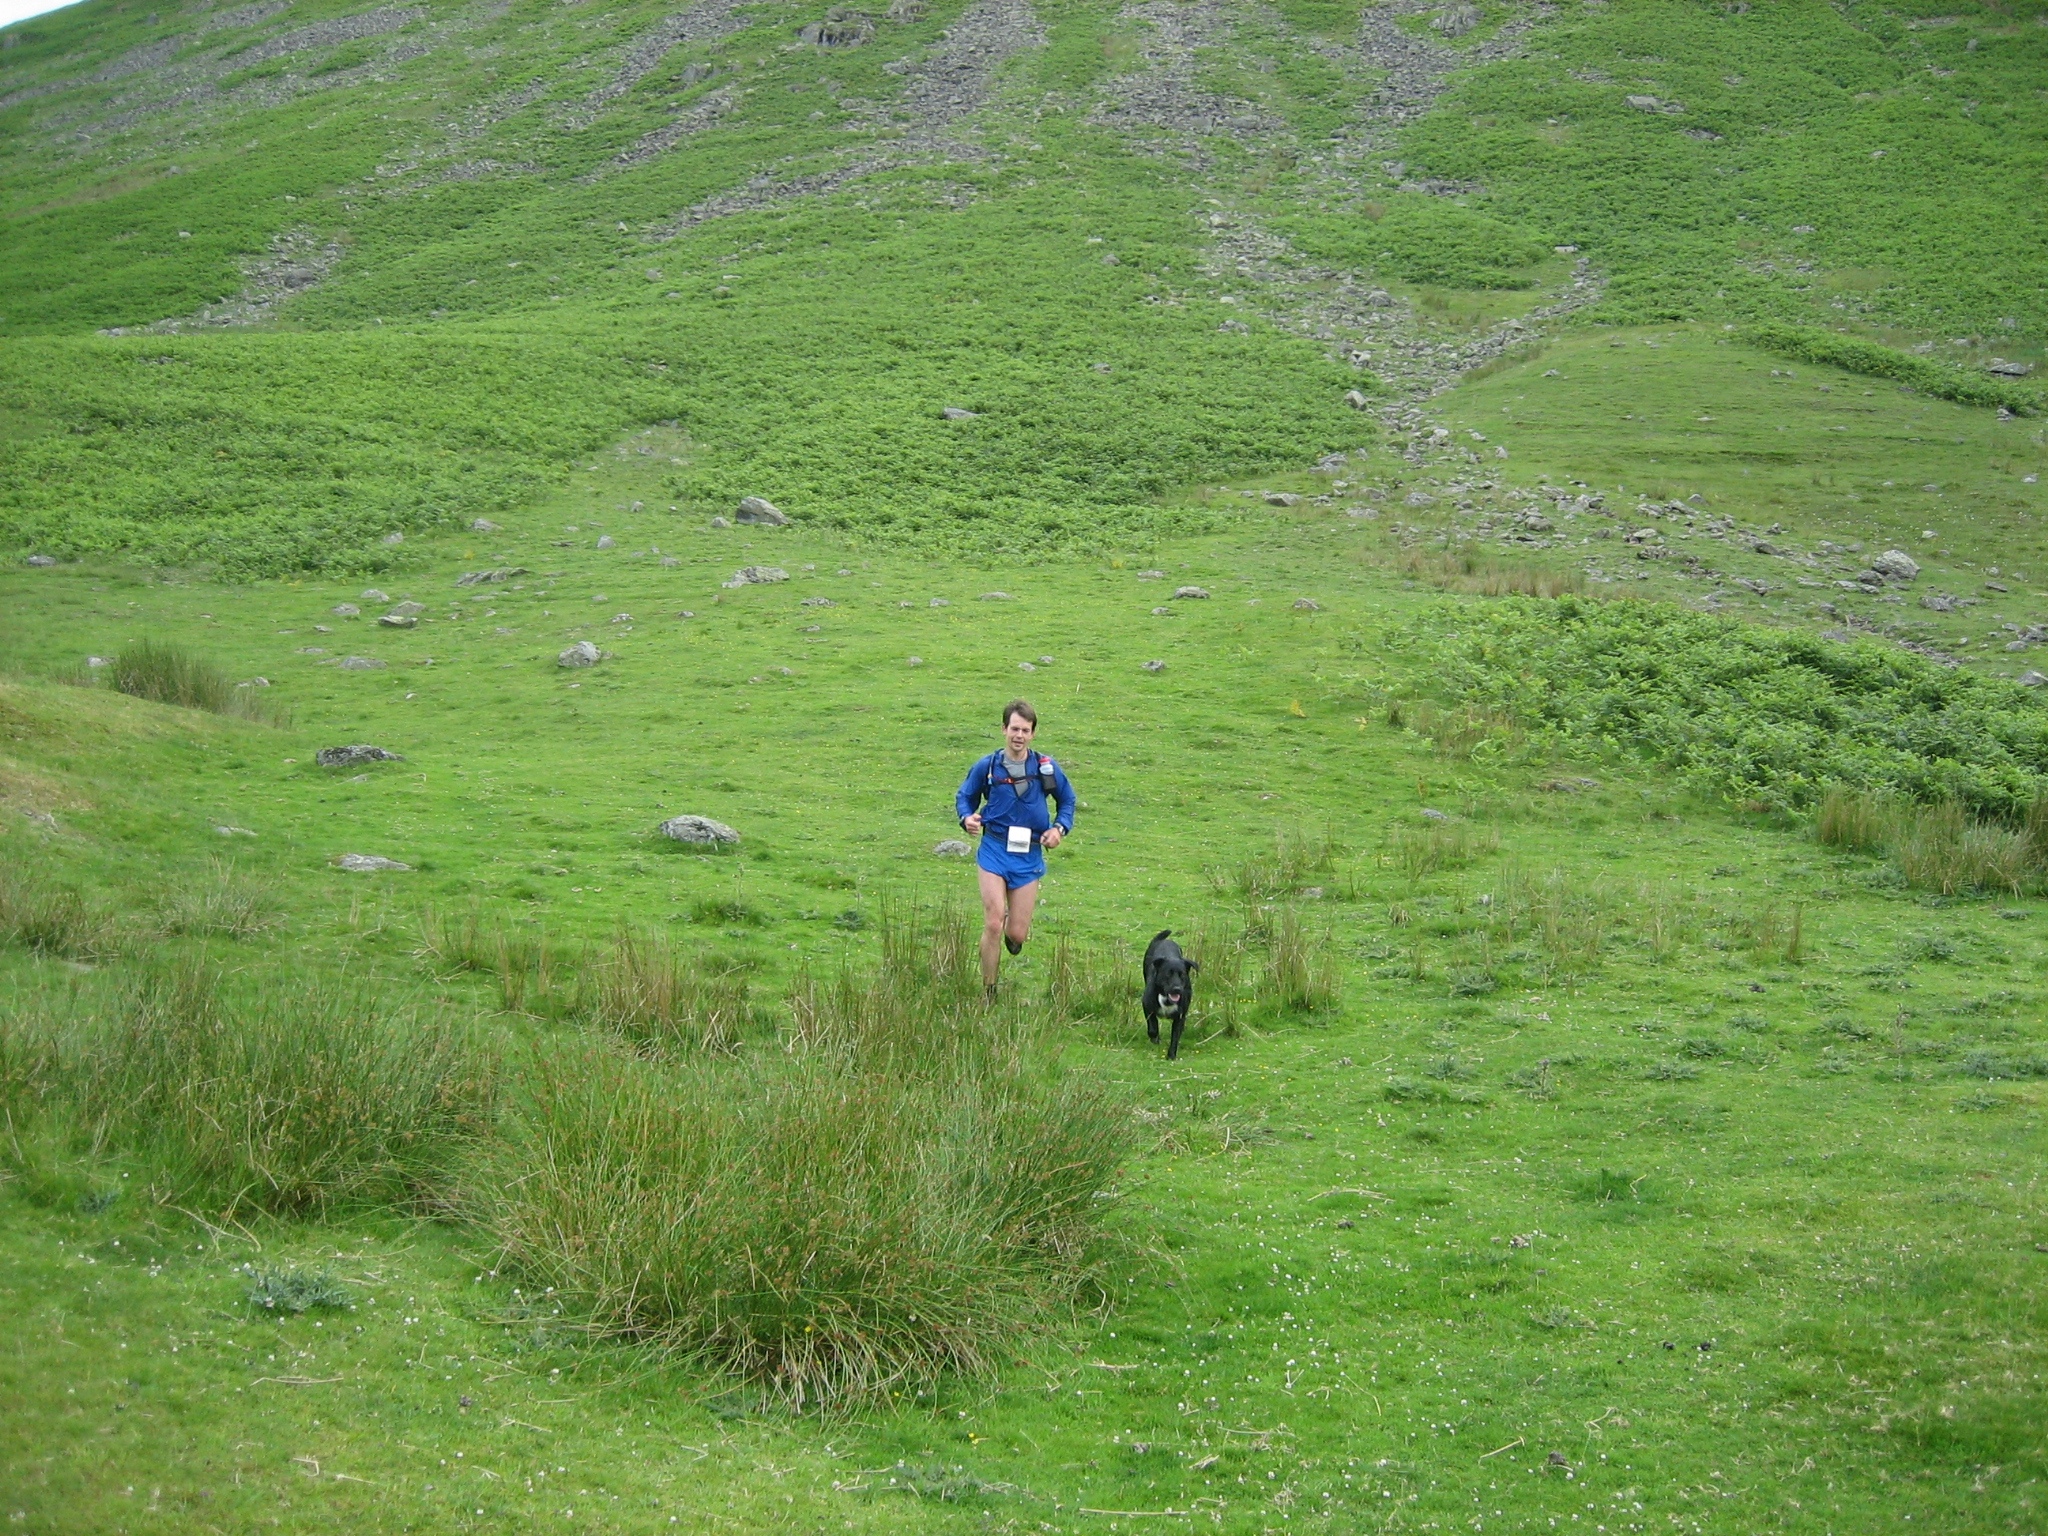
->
xmin=1151 ymin=928 xmax=1173 ymax=944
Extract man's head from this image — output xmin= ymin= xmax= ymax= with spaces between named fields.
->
xmin=1002 ymin=699 xmax=1036 ymax=755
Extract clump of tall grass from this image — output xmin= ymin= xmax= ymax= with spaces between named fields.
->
xmin=0 ymin=962 xmax=498 ymax=1215
xmin=1257 ymin=905 xmax=1342 ymax=1015
xmin=578 ymin=925 xmax=754 ymax=1055
xmin=1207 ymin=827 xmax=1338 ymax=900
xmin=1043 ymin=932 xmax=1134 ymax=1027
xmin=0 ymin=863 xmax=116 ymax=958
xmin=1400 ymin=549 xmax=1587 ymax=600
xmin=1386 ymin=699 xmax=1525 ymax=761
xmin=155 ymin=859 xmax=281 ymax=940
xmin=1386 ymin=818 xmax=1500 ymax=879
xmin=83 ymin=640 xmax=288 ymax=724
xmin=470 ymin=906 xmax=1136 ymax=1412
xmin=1816 ymin=788 xmax=2044 ymax=896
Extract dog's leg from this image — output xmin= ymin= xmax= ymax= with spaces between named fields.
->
xmin=1167 ymin=1007 xmax=1185 ymax=1060
xmin=1144 ymin=993 xmax=1160 ymax=1044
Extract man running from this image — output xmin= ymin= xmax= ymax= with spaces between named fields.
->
xmin=956 ymin=699 xmax=1075 ymax=999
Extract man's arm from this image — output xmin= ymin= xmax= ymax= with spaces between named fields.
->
xmin=1049 ymin=760 xmax=1076 ymax=834
xmin=956 ymin=756 xmax=988 ymax=829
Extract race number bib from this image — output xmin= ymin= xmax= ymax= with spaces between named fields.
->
xmin=1006 ymin=824 xmax=1032 ymax=854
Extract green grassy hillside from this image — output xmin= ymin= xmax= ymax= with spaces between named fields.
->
xmin=4 ymin=0 xmax=2047 ymax=1531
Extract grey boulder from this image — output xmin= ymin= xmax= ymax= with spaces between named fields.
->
xmin=337 ymin=657 xmax=387 ymax=670
xmin=26 ymin=554 xmax=57 ymax=567
xmin=334 ymin=853 xmax=410 ymax=872
xmin=736 ymin=496 xmax=789 ymax=526
xmin=1871 ymin=549 xmax=1921 ymax=582
xmin=331 ymin=603 xmax=361 ymax=618
xmin=659 ymin=814 xmax=740 ymax=847
xmin=455 ymin=567 xmax=527 ymax=587
xmin=316 ymin=745 xmax=404 ymax=767
xmin=558 ymin=640 xmax=607 ymax=667
xmin=723 ymin=565 xmax=789 ymax=588
xmin=933 ymin=838 xmax=973 ymax=857
xmin=941 ymin=406 xmax=979 ymax=420
xmin=1173 ymin=585 xmax=1210 ymax=600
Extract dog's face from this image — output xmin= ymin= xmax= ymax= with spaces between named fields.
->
xmin=1152 ymin=953 xmax=1197 ymax=1009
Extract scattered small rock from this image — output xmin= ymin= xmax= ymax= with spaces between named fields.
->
xmin=25 ymin=554 xmax=57 ymax=567
xmin=1293 ymin=598 xmax=1322 ymax=611
xmin=723 ymin=565 xmax=789 ymax=588
xmin=361 ymin=589 xmax=390 ymax=603
xmin=316 ymin=745 xmax=404 ymax=767
xmin=1405 ymin=491 xmax=1436 ymax=508
xmin=87 ymin=655 xmax=111 ymax=668
xmin=1173 ymin=586 xmax=1210 ymax=600
xmin=659 ymin=813 xmax=740 ymax=847
xmin=557 ymin=640 xmax=608 ymax=667
xmin=455 ymin=568 xmax=527 ymax=587
xmin=941 ymin=406 xmax=979 ymax=420
xmin=1343 ymin=389 xmax=1370 ymax=410
xmin=1539 ymin=777 xmax=1601 ymax=793
xmin=934 ymin=838 xmax=973 ymax=857
xmin=710 ymin=516 xmax=731 ymax=528
xmin=382 ymin=531 xmax=404 ymax=546
xmin=215 ymin=825 xmax=257 ymax=838
xmin=1922 ymin=593 xmax=1957 ymax=612
xmin=1152 ymin=606 xmax=1172 ymax=616
xmin=1870 ymin=549 xmax=1921 ymax=582
xmin=595 ymin=535 xmax=616 ymax=549
xmin=331 ymin=603 xmax=361 ymax=618
xmin=1265 ymin=492 xmax=1303 ymax=507
xmin=1019 ymin=661 xmax=1036 ymax=672
xmin=378 ymin=614 xmax=418 ymax=628
xmin=1421 ymin=807 xmax=1450 ymax=821
xmin=1135 ymin=569 xmax=1166 ymax=579
xmin=2021 ymin=671 xmax=2047 ymax=687
xmin=470 ymin=518 xmax=500 ymax=532
xmin=736 ymin=496 xmax=789 ymax=525
xmin=1141 ymin=659 xmax=1166 ymax=673
xmin=929 ymin=597 xmax=950 ymax=607
xmin=800 ymin=596 xmax=834 ymax=608
xmin=1988 ymin=360 xmax=2035 ymax=378
xmin=979 ymin=591 xmax=1013 ymax=601
xmin=1432 ymin=1 xmax=1480 ymax=35
xmin=336 ymin=657 xmax=386 ymax=671
xmin=907 ymin=656 xmax=924 ymax=666
xmin=334 ymin=854 xmax=410 ymax=872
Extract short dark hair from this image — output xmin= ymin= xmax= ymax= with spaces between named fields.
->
xmin=1002 ymin=698 xmax=1037 ymax=728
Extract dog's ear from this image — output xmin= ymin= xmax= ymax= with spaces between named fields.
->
xmin=1186 ymin=959 xmax=1199 ymax=972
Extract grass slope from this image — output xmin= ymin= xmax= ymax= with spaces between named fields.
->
xmin=4 ymin=415 xmax=2047 ymax=1529
xmin=3 ymin=0 xmax=2047 ymax=1530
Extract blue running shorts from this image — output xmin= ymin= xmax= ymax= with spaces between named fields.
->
xmin=977 ymin=835 xmax=1046 ymax=890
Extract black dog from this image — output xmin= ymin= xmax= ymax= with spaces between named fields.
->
xmin=1142 ymin=929 xmax=1198 ymax=1060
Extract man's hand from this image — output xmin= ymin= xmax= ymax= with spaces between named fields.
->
xmin=1042 ymin=826 xmax=1064 ymax=850
xmin=963 ymin=813 xmax=983 ymax=833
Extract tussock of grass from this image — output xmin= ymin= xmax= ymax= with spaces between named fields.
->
xmin=1401 ymin=550 xmax=1587 ymax=600
xmin=85 ymin=641 xmax=287 ymax=725
xmin=155 ymin=859 xmax=281 ymax=940
xmin=1818 ymin=788 xmax=2047 ymax=896
xmin=243 ymin=1266 xmax=353 ymax=1314
xmin=0 ymin=862 xmax=115 ymax=958
xmin=0 ymin=962 xmax=498 ymax=1215
xmin=578 ymin=925 xmax=754 ymax=1056
xmin=471 ymin=909 xmax=1137 ymax=1412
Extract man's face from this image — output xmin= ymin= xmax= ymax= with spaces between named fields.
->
xmin=1005 ymin=713 xmax=1036 ymax=754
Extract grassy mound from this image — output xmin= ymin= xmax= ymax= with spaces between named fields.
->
xmin=470 ymin=910 xmax=1136 ymax=1411
xmin=1 ymin=962 xmax=498 ymax=1215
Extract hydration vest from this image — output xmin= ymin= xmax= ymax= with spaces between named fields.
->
xmin=987 ymin=751 xmax=1058 ymax=801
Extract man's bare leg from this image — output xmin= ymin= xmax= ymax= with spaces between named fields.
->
xmin=978 ymin=868 xmax=1010 ymax=991
xmin=1004 ymin=879 xmax=1039 ymax=955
